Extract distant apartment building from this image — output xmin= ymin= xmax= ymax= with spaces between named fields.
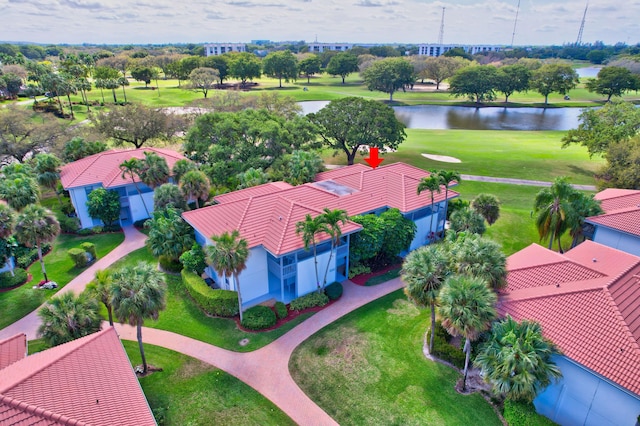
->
xmin=417 ymin=44 xmax=503 ymax=57
xmin=204 ymin=43 xmax=247 ymax=56
xmin=307 ymin=42 xmax=355 ymax=53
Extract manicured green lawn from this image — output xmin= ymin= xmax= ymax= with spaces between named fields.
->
xmin=122 ymin=341 xmax=295 ymax=426
xmin=0 ymin=232 xmax=125 ymax=330
xmin=107 ymin=248 xmax=315 ymax=352
xmin=290 ymin=290 xmax=502 ymax=426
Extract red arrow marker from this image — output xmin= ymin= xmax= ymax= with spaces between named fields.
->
xmin=365 ymin=147 xmax=384 ymax=169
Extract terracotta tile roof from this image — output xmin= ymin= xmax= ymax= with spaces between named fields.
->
xmin=0 ymin=328 xmax=155 ymax=426
xmin=594 ymin=188 xmax=640 ymax=213
xmin=587 ymin=208 xmax=640 ymax=237
xmin=0 ymin=334 xmax=26 ymax=370
xmin=184 ymin=162 xmax=459 ymax=256
xmin=214 ymin=182 xmax=294 ymax=204
xmin=501 ymin=241 xmax=640 ymax=395
xmin=60 ymin=148 xmax=186 ymax=190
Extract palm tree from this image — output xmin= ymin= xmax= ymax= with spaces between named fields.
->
xmin=471 ymin=193 xmax=501 ymax=226
xmin=475 ymin=316 xmax=562 ymax=402
xmin=533 ymin=177 xmax=575 ymax=252
xmin=154 ymin=183 xmax=187 ymax=211
xmin=14 ymin=204 xmax=60 ymax=282
xmin=296 ymin=214 xmax=329 ymax=292
xmin=119 ymin=158 xmax=150 ymax=218
xmin=138 ymin=151 xmax=170 ymax=189
xmin=171 ymin=159 xmax=196 ymax=185
xmin=449 ymin=207 xmax=486 ymax=235
xmin=320 ymin=208 xmax=348 ymax=289
xmin=438 ymin=274 xmax=497 ymax=391
xmin=111 ymin=262 xmax=167 ymax=374
xmin=145 ymin=206 xmax=195 ymax=262
xmin=417 ymin=175 xmax=442 ymax=242
xmin=451 ymin=233 xmax=507 ymax=290
xmin=86 ymin=269 xmax=115 ymax=326
xmin=207 ymin=230 xmax=249 ymax=322
xmin=37 ymin=292 xmax=102 ymax=347
xmin=0 ymin=204 xmax=16 ymax=276
xmin=236 ymin=167 xmax=270 ymax=189
xmin=567 ymin=192 xmax=603 ymax=248
xmin=180 ymin=170 xmax=210 ymax=209
xmin=118 ymin=76 xmax=129 ymax=103
xmin=402 ymin=244 xmax=451 ymax=354
xmin=33 ymin=153 xmax=62 ymax=206
xmin=432 ymin=169 xmax=461 ymax=216
xmin=0 ymin=175 xmax=40 ymax=211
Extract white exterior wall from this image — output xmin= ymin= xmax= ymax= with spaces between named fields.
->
xmin=128 ymin=192 xmax=154 ymax=223
xmin=69 ymin=186 xmax=97 ymax=229
xmin=535 ymin=356 xmax=640 ymax=426
xmin=297 ymin=250 xmax=332 ymax=297
xmin=204 ymin=43 xmax=247 ymax=56
xmin=235 ymin=246 xmax=269 ymax=304
xmin=593 ymin=227 xmax=640 ymax=257
xmin=409 ymin=213 xmax=438 ymax=251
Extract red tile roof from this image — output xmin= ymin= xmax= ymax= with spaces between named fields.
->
xmin=183 ymin=162 xmax=459 ymax=256
xmin=0 ymin=328 xmax=155 ymax=426
xmin=0 ymin=334 xmax=26 ymax=370
xmin=587 ymin=189 xmax=640 ymax=237
xmin=501 ymin=241 xmax=640 ymax=395
xmin=60 ymin=148 xmax=186 ymax=190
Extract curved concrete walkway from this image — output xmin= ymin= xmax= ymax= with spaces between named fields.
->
xmin=115 ymin=277 xmax=405 ymax=426
xmin=0 ymin=225 xmax=147 ymax=341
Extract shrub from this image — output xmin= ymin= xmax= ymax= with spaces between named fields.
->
xmin=68 ymin=248 xmax=88 ymax=268
xmin=102 ymin=224 xmax=121 ymax=233
xmin=274 ymin=301 xmax=288 ymax=319
xmin=60 ymin=198 xmax=76 ymax=216
xmin=15 ymin=243 xmax=52 ymax=269
xmin=179 ymin=243 xmax=207 ymax=275
xmin=432 ymin=322 xmax=466 ymax=369
xmin=78 ymin=228 xmax=94 ymax=236
xmin=290 ymin=292 xmax=329 ymax=311
xmin=503 ymin=400 xmax=556 ymax=426
xmin=0 ymin=268 xmax=28 ymax=289
xmin=241 ymin=305 xmax=277 ymax=330
xmin=159 ymin=255 xmax=183 ymax=273
xmin=81 ymin=242 xmax=97 ymax=259
xmin=59 ymin=216 xmax=80 ymax=233
xmin=133 ymin=219 xmax=149 ymax=229
xmin=348 ymin=263 xmax=371 ymax=279
xmin=324 ymin=282 xmax=343 ymax=300
xmin=181 ymin=270 xmax=238 ymax=317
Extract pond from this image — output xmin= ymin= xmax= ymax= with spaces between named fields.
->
xmin=299 ymin=101 xmax=585 ymax=131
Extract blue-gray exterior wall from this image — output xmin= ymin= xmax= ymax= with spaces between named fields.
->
xmin=592 ymin=226 xmax=640 ymax=257
xmin=534 ymin=355 xmax=640 ymax=426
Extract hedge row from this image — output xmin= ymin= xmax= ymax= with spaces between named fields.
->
xmin=181 ymin=270 xmax=238 ymax=317
xmin=503 ymin=400 xmax=557 ymax=426
xmin=0 ymin=268 xmax=28 ymax=289
xmin=241 ymin=305 xmax=277 ymax=330
xmin=290 ymin=291 xmax=329 ymax=311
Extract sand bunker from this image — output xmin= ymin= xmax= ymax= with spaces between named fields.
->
xmin=421 ymin=153 xmax=462 ymax=163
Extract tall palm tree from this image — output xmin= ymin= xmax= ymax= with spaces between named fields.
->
xmin=37 ymin=292 xmax=102 ymax=347
xmin=296 ymin=214 xmax=329 ymax=292
xmin=432 ymin=169 xmax=460 ymax=217
xmin=207 ymin=230 xmax=249 ymax=322
xmin=138 ymin=151 xmax=170 ymax=189
xmin=471 ymin=193 xmax=501 ymax=226
xmin=86 ymin=269 xmax=115 ymax=326
xmin=567 ymin=192 xmax=603 ymax=248
xmin=449 ymin=207 xmax=486 ymax=235
xmin=533 ymin=177 xmax=575 ymax=252
xmin=33 ymin=153 xmax=62 ymax=206
xmin=320 ymin=208 xmax=348 ymax=289
xmin=0 ymin=204 xmax=16 ymax=276
xmin=119 ymin=158 xmax=150 ymax=218
xmin=438 ymin=274 xmax=497 ymax=391
xmin=0 ymin=175 xmax=40 ymax=211
xmin=402 ymin=244 xmax=451 ymax=354
xmin=452 ymin=234 xmax=507 ymax=290
xmin=180 ymin=170 xmax=210 ymax=209
xmin=111 ymin=262 xmax=167 ymax=374
xmin=475 ymin=316 xmax=562 ymax=402
xmin=417 ymin=175 xmax=442 ymax=242
xmin=14 ymin=204 xmax=60 ymax=282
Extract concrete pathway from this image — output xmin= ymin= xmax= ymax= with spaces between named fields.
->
xmin=0 ymin=225 xmax=147 ymax=341
xmin=115 ymin=277 xmax=405 ymax=426
xmin=461 ymin=174 xmax=597 ymax=191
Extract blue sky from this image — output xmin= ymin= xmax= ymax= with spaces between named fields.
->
xmin=0 ymin=0 xmax=637 ymax=46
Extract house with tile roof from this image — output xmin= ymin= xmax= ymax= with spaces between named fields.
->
xmin=0 ymin=327 xmax=156 ymax=426
xmin=585 ymin=188 xmax=640 ymax=257
xmin=60 ymin=148 xmax=186 ymax=229
xmin=501 ymin=240 xmax=640 ymax=426
xmin=183 ymin=162 xmax=458 ymax=308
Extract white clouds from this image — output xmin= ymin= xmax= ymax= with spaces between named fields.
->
xmin=0 ymin=0 xmax=637 ymax=45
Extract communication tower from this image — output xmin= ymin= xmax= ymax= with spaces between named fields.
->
xmin=576 ymin=2 xmax=588 ymax=45
xmin=511 ymin=0 xmax=520 ymax=47
xmin=437 ymin=7 xmax=445 ymax=45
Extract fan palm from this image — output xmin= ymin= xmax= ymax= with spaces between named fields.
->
xmin=449 ymin=207 xmax=486 ymax=235
xmin=567 ymin=192 xmax=603 ymax=248
xmin=14 ymin=204 xmax=60 ymax=282
xmin=296 ymin=214 xmax=329 ymax=292
xmin=138 ymin=151 xmax=170 ymax=189
xmin=119 ymin=157 xmax=150 ymax=218
xmin=171 ymin=159 xmax=196 ymax=185
xmin=37 ymin=292 xmax=102 ymax=347
xmin=320 ymin=208 xmax=348 ymax=289
xmin=533 ymin=177 xmax=575 ymax=251
xmin=180 ymin=170 xmax=210 ymax=209
xmin=402 ymin=244 xmax=451 ymax=354
xmin=417 ymin=175 xmax=442 ymax=242
xmin=452 ymin=233 xmax=507 ymax=290
xmin=471 ymin=193 xmax=501 ymax=226
xmin=0 ymin=175 xmax=40 ymax=211
xmin=86 ymin=269 xmax=115 ymax=326
xmin=207 ymin=230 xmax=249 ymax=322
xmin=475 ymin=315 xmax=562 ymax=402
xmin=33 ymin=153 xmax=62 ymax=206
xmin=111 ymin=262 xmax=167 ymax=374
xmin=438 ymin=274 xmax=497 ymax=391
xmin=145 ymin=206 xmax=194 ymax=261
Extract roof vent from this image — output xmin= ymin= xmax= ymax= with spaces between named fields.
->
xmin=555 ymin=283 xmax=560 ymax=288
xmin=279 ymin=216 xmax=282 ymax=221
xmin=592 ymin=258 xmax=597 ymax=262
